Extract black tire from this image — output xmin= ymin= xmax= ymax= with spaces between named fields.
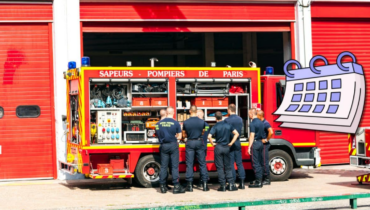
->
xmin=269 ymin=149 xmax=293 ymax=181
xmin=134 ymin=155 xmax=161 ymax=188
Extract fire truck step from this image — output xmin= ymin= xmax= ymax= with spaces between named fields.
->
xmin=89 ymin=173 xmax=134 ymax=179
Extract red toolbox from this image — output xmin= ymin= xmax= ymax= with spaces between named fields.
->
xmin=132 ymin=98 xmax=150 ymax=106
xmin=151 ymin=97 xmax=168 ymax=106
xmin=110 ymin=159 xmax=124 ymax=170
xmin=212 ymin=97 xmax=229 ymax=107
xmin=97 ymin=164 xmax=113 ymax=175
xmin=193 ymin=97 xmax=212 ymax=107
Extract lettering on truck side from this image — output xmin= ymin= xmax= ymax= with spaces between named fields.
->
xmin=99 ymin=71 xmax=133 ymax=77
xmin=223 ymin=71 xmax=243 ymax=77
xmin=148 ymin=71 xmax=185 ymax=77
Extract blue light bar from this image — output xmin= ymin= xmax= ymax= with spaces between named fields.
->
xmin=81 ymin=56 xmax=90 ymax=67
xmin=68 ymin=61 xmax=76 ymax=69
xmin=266 ymin=66 xmax=274 ymax=75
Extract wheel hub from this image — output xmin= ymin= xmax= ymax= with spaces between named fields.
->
xmin=147 ymin=167 xmax=155 ymax=176
xmin=143 ymin=162 xmax=160 ymax=182
xmin=270 ymin=157 xmax=287 ymax=175
xmin=274 ymin=162 xmax=283 ymax=170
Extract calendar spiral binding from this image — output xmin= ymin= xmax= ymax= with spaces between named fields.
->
xmin=283 ymin=51 xmax=358 ymax=79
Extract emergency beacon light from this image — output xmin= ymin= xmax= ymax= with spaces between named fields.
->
xmin=81 ymin=56 xmax=90 ymax=67
xmin=266 ymin=66 xmax=274 ymax=75
xmin=68 ymin=61 xmax=76 ymax=69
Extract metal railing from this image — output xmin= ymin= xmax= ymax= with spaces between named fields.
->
xmin=124 ymin=193 xmax=370 ymax=210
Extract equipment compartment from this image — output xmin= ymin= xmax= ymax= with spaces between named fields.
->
xmin=88 ymin=80 xmax=169 ymax=146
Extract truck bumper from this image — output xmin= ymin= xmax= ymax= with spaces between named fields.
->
xmin=350 ymin=156 xmax=370 ymax=169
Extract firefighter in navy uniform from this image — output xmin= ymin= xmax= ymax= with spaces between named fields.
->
xmin=248 ymin=108 xmax=265 ymax=188
xmin=224 ymin=104 xmax=246 ymax=189
xmin=197 ymin=109 xmax=210 ymax=188
xmin=159 ymin=108 xmax=172 ymax=190
xmin=182 ymin=105 xmax=209 ymax=192
xmin=257 ymin=110 xmax=274 ymax=185
xmin=208 ymin=111 xmax=239 ymax=192
xmin=156 ymin=107 xmax=186 ymax=194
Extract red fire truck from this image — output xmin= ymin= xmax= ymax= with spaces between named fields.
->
xmin=60 ymin=63 xmax=321 ymax=187
xmin=350 ymin=129 xmax=370 ymax=184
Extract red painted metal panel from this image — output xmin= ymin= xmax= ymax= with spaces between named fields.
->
xmin=80 ymin=3 xmax=295 ymax=21
xmin=316 ymin=132 xmax=349 ymax=164
xmin=82 ymin=21 xmax=291 ymax=33
xmin=312 ymin=19 xmax=370 ymax=164
xmin=311 ymin=2 xmax=370 ymax=19
xmin=0 ymin=23 xmax=54 ymax=179
xmin=0 ymin=4 xmax=52 ymax=21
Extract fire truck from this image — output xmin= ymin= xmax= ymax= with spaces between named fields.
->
xmin=350 ymin=130 xmax=370 ymax=184
xmin=60 ymin=60 xmax=321 ymax=187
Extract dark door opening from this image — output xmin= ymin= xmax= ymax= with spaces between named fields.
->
xmin=83 ymin=32 xmax=289 ymax=75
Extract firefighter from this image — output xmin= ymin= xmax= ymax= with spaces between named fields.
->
xmin=182 ymin=105 xmax=209 ymax=192
xmin=257 ymin=110 xmax=274 ymax=185
xmin=197 ymin=109 xmax=210 ymax=188
xmin=156 ymin=106 xmax=185 ymax=194
xmin=224 ymin=104 xmax=246 ymax=189
xmin=248 ymin=108 xmax=265 ymax=188
xmin=208 ymin=111 xmax=239 ymax=192
xmin=159 ymin=108 xmax=171 ymax=190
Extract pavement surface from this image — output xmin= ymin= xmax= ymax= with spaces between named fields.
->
xmin=0 ymin=165 xmax=370 ymax=210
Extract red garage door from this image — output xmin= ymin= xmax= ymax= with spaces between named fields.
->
xmin=0 ymin=4 xmax=55 ymax=179
xmin=80 ymin=3 xmax=295 ymax=33
xmin=312 ymin=2 xmax=370 ymax=164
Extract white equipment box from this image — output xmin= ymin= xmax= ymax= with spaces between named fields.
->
xmin=96 ymin=111 xmax=122 ymax=143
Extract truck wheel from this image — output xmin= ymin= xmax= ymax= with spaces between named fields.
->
xmin=269 ymin=150 xmax=293 ymax=181
xmin=134 ymin=155 xmax=161 ymax=188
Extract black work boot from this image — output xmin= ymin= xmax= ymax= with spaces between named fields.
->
xmin=238 ymin=180 xmax=245 ymax=189
xmin=262 ymin=177 xmax=271 ymax=185
xmin=197 ymin=179 xmax=203 ymax=188
xmin=217 ymin=184 xmax=226 ymax=192
xmin=173 ymin=183 xmax=186 ymax=194
xmin=185 ymin=181 xmax=193 ymax=192
xmin=249 ymin=179 xmax=263 ymax=188
xmin=249 ymin=180 xmax=255 ymax=185
xmin=160 ymin=184 xmax=167 ymax=193
xmin=227 ymin=183 xmax=238 ymax=191
xmin=202 ymin=181 xmax=210 ymax=191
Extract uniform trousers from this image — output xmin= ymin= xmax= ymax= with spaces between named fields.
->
xmin=159 ymin=141 xmax=179 ymax=185
xmin=251 ymin=140 xmax=264 ymax=180
xmin=263 ymin=142 xmax=271 ymax=178
xmin=214 ymin=144 xmax=234 ymax=185
xmin=229 ymin=147 xmax=245 ymax=181
xmin=185 ymin=140 xmax=208 ymax=182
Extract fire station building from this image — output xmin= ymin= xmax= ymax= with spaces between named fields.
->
xmin=0 ymin=0 xmax=369 ymax=180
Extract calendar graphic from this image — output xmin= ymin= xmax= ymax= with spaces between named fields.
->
xmin=274 ymin=52 xmax=365 ymax=134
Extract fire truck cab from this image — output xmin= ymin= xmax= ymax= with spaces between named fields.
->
xmin=60 ymin=62 xmax=320 ymax=187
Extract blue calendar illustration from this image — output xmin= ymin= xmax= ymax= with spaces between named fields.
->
xmin=274 ymin=52 xmax=365 ymax=134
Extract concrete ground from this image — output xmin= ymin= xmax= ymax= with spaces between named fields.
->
xmin=0 ymin=165 xmax=370 ymax=210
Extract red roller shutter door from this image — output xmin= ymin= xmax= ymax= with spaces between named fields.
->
xmin=312 ymin=18 xmax=370 ymax=164
xmin=80 ymin=3 xmax=295 ymax=33
xmin=0 ymin=4 xmax=55 ymax=179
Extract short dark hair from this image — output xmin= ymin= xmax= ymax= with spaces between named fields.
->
xmin=215 ymin=111 xmax=223 ymax=120
xmin=190 ymin=105 xmax=197 ymax=112
xmin=228 ymin=104 xmax=236 ymax=112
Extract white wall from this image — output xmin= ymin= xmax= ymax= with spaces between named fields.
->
xmin=53 ymin=0 xmax=84 ymax=180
